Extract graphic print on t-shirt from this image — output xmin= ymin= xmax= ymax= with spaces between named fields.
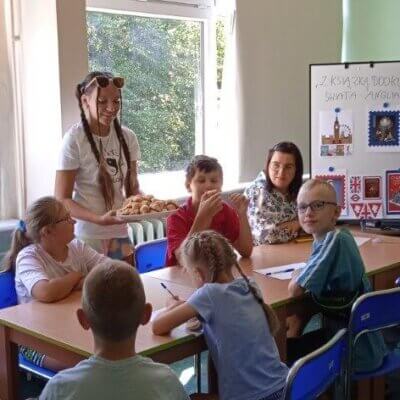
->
xmin=104 ymin=148 xmax=124 ymax=184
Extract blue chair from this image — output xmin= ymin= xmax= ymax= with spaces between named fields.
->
xmin=0 ymin=270 xmax=56 ymax=380
xmin=0 ymin=270 xmax=18 ymax=308
xmin=347 ymin=287 xmax=400 ymax=399
xmin=135 ymin=238 xmax=167 ymax=273
xmin=284 ymin=328 xmax=347 ymax=400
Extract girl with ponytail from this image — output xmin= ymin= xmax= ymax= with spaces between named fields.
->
xmin=152 ymin=230 xmax=288 ymax=400
xmin=55 ymin=72 xmax=140 ymax=263
xmin=2 ymin=196 xmax=108 ymax=371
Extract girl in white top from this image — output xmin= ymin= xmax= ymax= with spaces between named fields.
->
xmin=55 ymin=72 xmax=141 ymax=264
xmin=3 ymin=196 xmax=108 ymax=371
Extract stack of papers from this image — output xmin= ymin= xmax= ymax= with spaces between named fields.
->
xmin=353 ymin=236 xmax=370 ymax=247
xmin=256 ymin=262 xmax=306 ymax=280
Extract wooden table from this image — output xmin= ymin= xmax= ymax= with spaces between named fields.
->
xmin=147 ymin=229 xmax=400 ymax=360
xmin=0 ymin=275 xmax=202 ymax=400
xmin=1 ymin=228 xmax=399 ymax=400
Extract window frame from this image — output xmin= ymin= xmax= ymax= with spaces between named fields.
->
xmin=87 ymin=0 xmax=218 ymax=158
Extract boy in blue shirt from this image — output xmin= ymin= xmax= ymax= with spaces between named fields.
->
xmin=288 ymin=178 xmax=387 ymax=372
xmin=40 ymin=260 xmax=189 ymax=400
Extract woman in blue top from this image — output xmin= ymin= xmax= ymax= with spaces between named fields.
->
xmin=153 ymin=230 xmax=288 ymax=400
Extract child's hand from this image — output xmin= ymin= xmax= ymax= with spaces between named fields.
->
xmin=197 ymin=190 xmax=223 ymax=221
xmin=97 ymin=210 xmax=126 ymax=226
xmin=166 ymin=296 xmax=185 ymax=309
xmin=74 ymin=277 xmax=85 ymax=291
xmin=278 ymin=220 xmax=300 ymax=235
xmin=229 ymin=193 xmax=249 ymax=216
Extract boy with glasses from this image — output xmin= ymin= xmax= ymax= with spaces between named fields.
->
xmin=287 ymin=179 xmax=387 ymax=372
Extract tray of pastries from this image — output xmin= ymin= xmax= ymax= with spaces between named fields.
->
xmin=117 ymin=194 xmax=180 ymax=221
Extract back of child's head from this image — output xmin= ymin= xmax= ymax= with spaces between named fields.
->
xmin=2 ymin=196 xmax=63 ymax=272
xmin=82 ymin=260 xmax=145 ymax=342
xmin=185 ymin=155 xmax=223 ymax=185
xmin=298 ymin=178 xmax=337 ymax=203
xmin=181 ymin=230 xmax=280 ymax=336
xmin=181 ymin=230 xmax=235 ymax=282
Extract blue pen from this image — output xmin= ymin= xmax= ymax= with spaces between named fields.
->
xmin=265 ymin=268 xmax=295 ymax=276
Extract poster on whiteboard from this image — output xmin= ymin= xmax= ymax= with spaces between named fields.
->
xmin=310 ymin=61 xmax=400 ymax=220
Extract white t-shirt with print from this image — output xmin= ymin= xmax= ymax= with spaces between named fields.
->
xmin=15 ymin=239 xmax=108 ymax=304
xmin=58 ymin=122 xmax=141 ymax=239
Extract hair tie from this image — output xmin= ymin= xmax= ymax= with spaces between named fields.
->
xmin=17 ymin=219 xmax=26 ymax=233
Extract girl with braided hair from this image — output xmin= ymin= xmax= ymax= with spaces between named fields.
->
xmin=55 ymin=72 xmax=140 ymax=264
xmin=153 ymin=230 xmax=288 ymax=400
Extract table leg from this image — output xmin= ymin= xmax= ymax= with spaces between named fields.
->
xmin=272 ymin=306 xmax=287 ymax=362
xmin=373 ymin=267 xmax=400 ymax=291
xmin=0 ymin=325 xmax=19 ymax=400
xmin=207 ymin=352 xmax=218 ymax=395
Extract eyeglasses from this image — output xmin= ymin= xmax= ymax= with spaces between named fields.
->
xmin=269 ymin=162 xmax=295 ymax=173
xmin=54 ymin=213 xmax=74 ymax=224
xmin=297 ymin=200 xmax=337 ymax=214
xmin=84 ymin=76 xmax=124 ymax=92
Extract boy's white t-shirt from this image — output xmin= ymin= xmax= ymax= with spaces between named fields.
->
xmin=58 ymin=122 xmax=141 ymax=239
xmin=15 ymin=239 xmax=108 ymax=304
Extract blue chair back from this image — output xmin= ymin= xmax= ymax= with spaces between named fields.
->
xmin=0 ymin=269 xmax=56 ymax=379
xmin=349 ymin=287 xmax=400 ymax=339
xmin=135 ymin=238 xmax=168 ymax=273
xmin=0 ymin=270 xmax=18 ymax=308
xmin=284 ymin=329 xmax=347 ymax=400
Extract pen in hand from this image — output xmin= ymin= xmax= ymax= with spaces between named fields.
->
xmin=160 ymin=283 xmax=179 ymax=300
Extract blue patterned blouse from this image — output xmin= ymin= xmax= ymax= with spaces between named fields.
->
xmin=244 ymin=171 xmax=298 ymax=245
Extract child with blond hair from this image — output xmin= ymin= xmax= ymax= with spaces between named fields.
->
xmin=40 ymin=260 xmax=189 ymax=399
xmin=288 ymin=179 xmax=387 ymax=371
xmin=154 ymin=230 xmax=287 ymax=400
xmin=3 ymin=196 xmax=108 ymax=371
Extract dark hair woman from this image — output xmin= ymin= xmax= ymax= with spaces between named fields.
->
xmin=244 ymin=141 xmax=304 ymax=245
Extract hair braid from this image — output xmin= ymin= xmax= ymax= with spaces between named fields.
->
xmin=77 ymin=84 xmax=100 ymax=162
xmin=233 ymin=262 xmax=280 ymax=336
xmin=76 ymin=79 xmax=115 ymax=211
xmin=197 ymin=235 xmax=217 ymax=282
xmin=114 ymin=117 xmax=132 ymax=197
xmin=182 ymin=230 xmax=280 ymax=337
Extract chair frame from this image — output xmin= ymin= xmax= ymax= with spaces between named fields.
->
xmin=284 ymin=328 xmax=347 ymax=400
xmin=346 ymin=287 xmax=400 ymax=399
xmin=0 ymin=270 xmax=56 ymax=381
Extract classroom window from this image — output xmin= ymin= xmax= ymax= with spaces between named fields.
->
xmin=87 ymin=11 xmax=201 ymax=174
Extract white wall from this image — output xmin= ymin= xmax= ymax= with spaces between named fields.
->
xmin=19 ymin=0 xmax=87 ymax=205
xmin=17 ymin=0 xmax=342 ymax=203
xmin=0 ymin=0 xmax=18 ymax=218
xmin=235 ymin=0 xmax=342 ymax=182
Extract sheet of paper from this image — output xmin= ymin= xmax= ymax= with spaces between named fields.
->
xmin=256 ymin=262 xmax=306 ymax=280
xmin=353 ymin=236 xmax=371 ymax=247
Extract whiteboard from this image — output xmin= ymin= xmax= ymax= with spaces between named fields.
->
xmin=310 ymin=61 xmax=400 ymax=220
